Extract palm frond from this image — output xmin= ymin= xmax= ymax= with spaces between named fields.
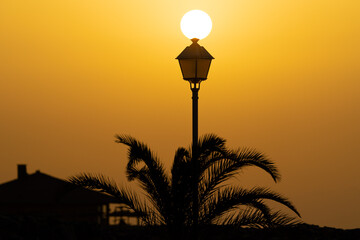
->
xmin=115 ymin=135 xmax=171 ymax=222
xmin=196 ymin=134 xmax=227 ymax=158
xmin=171 ymin=147 xmax=192 ymax=201
xmin=68 ymin=173 xmax=162 ymax=225
xmin=170 ymin=147 xmax=193 ymax=226
xmin=201 ymin=186 xmax=300 ymax=225
xmin=220 ymin=208 xmax=268 ymax=227
xmin=230 ymin=148 xmax=280 ymax=182
xmin=171 ymin=147 xmax=191 ymax=187
xmin=219 ymin=208 xmax=301 ymax=228
xmin=244 ymin=187 xmax=301 ymax=217
xmin=199 ymin=157 xmax=237 ymax=204
xmin=265 ymin=210 xmax=302 ymax=227
xmin=126 ymin=165 xmax=169 ymax=222
xmin=198 ymin=148 xmax=281 ymax=206
xmin=201 ymin=148 xmax=280 ymax=183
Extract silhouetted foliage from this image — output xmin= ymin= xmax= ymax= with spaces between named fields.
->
xmin=69 ymin=134 xmax=301 ymax=236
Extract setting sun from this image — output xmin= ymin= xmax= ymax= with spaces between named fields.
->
xmin=180 ymin=10 xmax=212 ymax=40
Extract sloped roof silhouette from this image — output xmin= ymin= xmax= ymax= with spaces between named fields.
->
xmin=0 ymin=171 xmax=118 ymax=205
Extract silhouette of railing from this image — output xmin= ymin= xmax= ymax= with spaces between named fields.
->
xmin=109 ymin=205 xmax=143 ymax=225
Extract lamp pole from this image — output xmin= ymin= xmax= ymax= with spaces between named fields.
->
xmin=191 ymin=82 xmax=199 ymax=237
xmin=177 ymin=38 xmax=214 ymax=237
xmin=192 ymin=83 xmax=199 ymax=154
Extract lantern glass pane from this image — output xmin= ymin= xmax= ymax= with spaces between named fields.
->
xmin=179 ymin=59 xmax=196 ymax=79
xmin=196 ymin=59 xmax=211 ymax=79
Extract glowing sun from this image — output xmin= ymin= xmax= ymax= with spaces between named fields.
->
xmin=180 ymin=10 xmax=212 ymax=40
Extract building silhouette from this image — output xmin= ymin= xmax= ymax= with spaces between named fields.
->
xmin=0 ymin=165 xmax=118 ymax=225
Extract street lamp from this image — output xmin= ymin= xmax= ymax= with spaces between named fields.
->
xmin=176 ymin=9 xmax=214 ymax=152
xmin=176 ymin=38 xmax=214 ymax=151
xmin=176 ymin=10 xmax=214 ymax=237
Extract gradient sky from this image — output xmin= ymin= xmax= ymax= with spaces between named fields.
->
xmin=1 ymin=0 xmax=359 ymax=229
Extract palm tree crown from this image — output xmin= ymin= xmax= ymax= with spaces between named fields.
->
xmin=69 ymin=134 xmax=300 ymax=231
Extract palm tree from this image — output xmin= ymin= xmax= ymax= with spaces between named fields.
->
xmin=69 ymin=134 xmax=300 ymax=236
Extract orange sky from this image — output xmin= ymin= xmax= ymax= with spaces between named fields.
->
xmin=1 ymin=0 xmax=360 ymax=229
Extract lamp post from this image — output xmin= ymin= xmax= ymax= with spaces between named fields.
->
xmin=176 ymin=38 xmax=214 ymax=154
xmin=176 ymin=10 xmax=214 ymax=237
